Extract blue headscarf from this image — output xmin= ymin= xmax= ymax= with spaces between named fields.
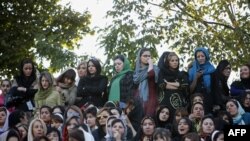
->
xmin=188 ymin=47 xmax=215 ymax=93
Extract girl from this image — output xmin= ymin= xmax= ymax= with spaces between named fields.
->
xmin=109 ymin=55 xmax=134 ymax=105
xmin=133 ymin=48 xmax=159 ymax=116
xmin=77 ymin=57 xmax=108 ymax=108
xmin=34 ymin=71 xmax=62 ymax=113
xmin=158 ymin=51 xmax=188 ymax=119
xmin=28 ymin=118 xmax=47 ymax=141
xmin=56 ymin=68 xmax=77 ymax=106
xmin=188 ymin=47 xmax=215 ymax=114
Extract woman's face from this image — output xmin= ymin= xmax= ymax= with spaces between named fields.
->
xmin=196 ymin=51 xmax=206 ymax=65
xmin=175 ymin=113 xmax=182 ymax=123
xmin=86 ymin=113 xmax=97 ymax=128
xmin=178 ymin=119 xmax=190 ymax=135
xmin=63 ymin=77 xmax=73 ymax=85
xmin=222 ymin=65 xmax=231 ymax=78
xmin=1 ymin=80 xmax=11 ymax=95
xmin=41 ymin=76 xmax=50 ymax=90
xmin=88 ymin=61 xmax=97 ymax=75
xmin=0 ymin=110 xmax=7 ymax=125
xmin=192 ymin=104 xmax=204 ymax=119
xmin=18 ymin=126 xmax=27 ymax=139
xmin=67 ymin=118 xmax=79 ymax=131
xmin=226 ymin=101 xmax=238 ymax=117
xmin=111 ymin=121 xmax=125 ymax=138
xmin=193 ymin=96 xmax=203 ymax=104
xmin=77 ymin=64 xmax=87 ymax=78
xmin=32 ymin=120 xmax=44 ymax=137
xmin=114 ymin=59 xmax=124 ymax=73
xmin=40 ymin=108 xmax=51 ymax=123
xmin=23 ymin=63 xmax=33 ymax=77
xmin=97 ymin=111 xmax=109 ymax=126
xmin=240 ymin=65 xmax=250 ymax=79
xmin=47 ymin=131 xmax=59 ymax=141
xmin=244 ymin=94 xmax=250 ymax=107
xmin=168 ymin=55 xmax=179 ymax=69
xmin=107 ymin=118 xmax=115 ymax=135
xmin=142 ymin=118 xmax=155 ymax=136
xmin=140 ymin=51 xmax=151 ymax=65
xmin=159 ymin=108 xmax=170 ymax=122
xmin=202 ymin=118 xmax=215 ymax=134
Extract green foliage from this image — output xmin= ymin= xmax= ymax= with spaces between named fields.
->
xmin=0 ymin=0 xmax=93 ymax=78
xmin=98 ymin=0 xmax=250 ymax=74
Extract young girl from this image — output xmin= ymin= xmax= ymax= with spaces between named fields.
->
xmin=77 ymin=58 xmax=108 ymax=108
xmin=133 ymin=48 xmax=159 ymax=116
xmin=56 ymin=68 xmax=77 ymax=106
xmin=188 ymin=47 xmax=215 ymax=114
xmin=158 ymin=51 xmax=188 ymax=119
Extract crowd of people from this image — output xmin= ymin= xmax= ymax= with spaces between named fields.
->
xmin=0 ymin=47 xmax=250 ymax=141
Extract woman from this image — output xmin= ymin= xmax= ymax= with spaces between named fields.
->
xmin=0 ymin=79 xmax=11 ymax=107
xmin=106 ymin=118 xmax=127 ymax=141
xmin=226 ymin=99 xmax=250 ymax=125
xmin=76 ymin=61 xmax=87 ymax=85
xmin=154 ymin=105 xmax=172 ymax=130
xmin=77 ymin=57 xmax=108 ymax=108
xmin=133 ymin=116 xmax=156 ymax=141
xmin=133 ymin=48 xmax=159 ymax=116
xmin=34 ymin=71 xmax=62 ymax=113
xmin=158 ymin=51 xmax=188 ymax=118
xmin=230 ymin=64 xmax=250 ymax=98
xmin=39 ymin=105 xmax=52 ymax=127
xmin=211 ymin=60 xmax=231 ymax=111
xmin=188 ymin=47 xmax=215 ymax=114
xmin=8 ymin=58 xmax=38 ymax=115
xmin=109 ymin=55 xmax=134 ymax=105
xmin=241 ymin=93 xmax=250 ymax=112
xmin=172 ymin=117 xmax=194 ymax=141
xmin=0 ymin=107 xmax=9 ymax=135
xmin=46 ymin=127 xmax=62 ymax=141
xmin=56 ymin=68 xmax=77 ymax=106
xmin=189 ymin=102 xmax=205 ymax=132
xmin=152 ymin=128 xmax=171 ymax=141
xmin=28 ymin=118 xmax=47 ymax=141
xmin=199 ymin=116 xmax=215 ymax=141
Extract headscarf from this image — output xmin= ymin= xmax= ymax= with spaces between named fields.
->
xmin=188 ymin=47 xmax=215 ymax=93
xmin=27 ymin=118 xmax=47 ymax=141
xmin=133 ymin=48 xmax=159 ymax=102
xmin=230 ymin=99 xmax=246 ymax=125
xmin=0 ymin=107 xmax=9 ymax=135
xmin=109 ymin=55 xmax=131 ymax=101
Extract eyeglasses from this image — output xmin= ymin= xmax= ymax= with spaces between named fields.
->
xmin=97 ymin=115 xmax=108 ymax=120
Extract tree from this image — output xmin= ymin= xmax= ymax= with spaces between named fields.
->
xmin=98 ymin=0 xmax=250 ymax=75
xmin=0 ymin=0 xmax=93 ymax=78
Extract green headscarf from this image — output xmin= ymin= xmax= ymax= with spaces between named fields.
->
xmin=109 ymin=56 xmax=131 ymax=102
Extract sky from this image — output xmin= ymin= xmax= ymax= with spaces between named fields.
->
xmin=60 ymin=0 xmax=113 ymax=61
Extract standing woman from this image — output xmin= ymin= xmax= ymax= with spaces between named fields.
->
xmin=34 ymin=71 xmax=62 ymax=113
xmin=211 ymin=60 xmax=231 ymax=111
xmin=158 ymin=51 xmax=188 ymax=119
xmin=133 ymin=48 xmax=159 ymax=116
xmin=109 ymin=55 xmax=134 ymax=105
xmin=77 ymin=57 xmax=108 ymax=108
xmin=188 ymin=47 xmax=215 ymax=114
xmin=76 ymin=61 xmax=87 ymax=85
xmin=9 ymin=58 xmax=38 ymax=116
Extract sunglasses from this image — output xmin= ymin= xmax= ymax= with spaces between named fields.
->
xmin=97 ymin=115 xmax=108 ymax=120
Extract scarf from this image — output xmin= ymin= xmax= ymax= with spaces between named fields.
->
xmin=233 ymin=100 xmax=246 ymax=125
xmin=109 ymin=57 xmax=131 ymax=101
xmin=133 ymin=49 xmax=159 ymax=102
xmin=34 ymin=87 xmax=53 ymax=101
xmin=188 ymin=47 xmax=215 ymax=93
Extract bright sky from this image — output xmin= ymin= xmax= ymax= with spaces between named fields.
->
xmin=60 ymin=0 xmax=113 ymax=61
